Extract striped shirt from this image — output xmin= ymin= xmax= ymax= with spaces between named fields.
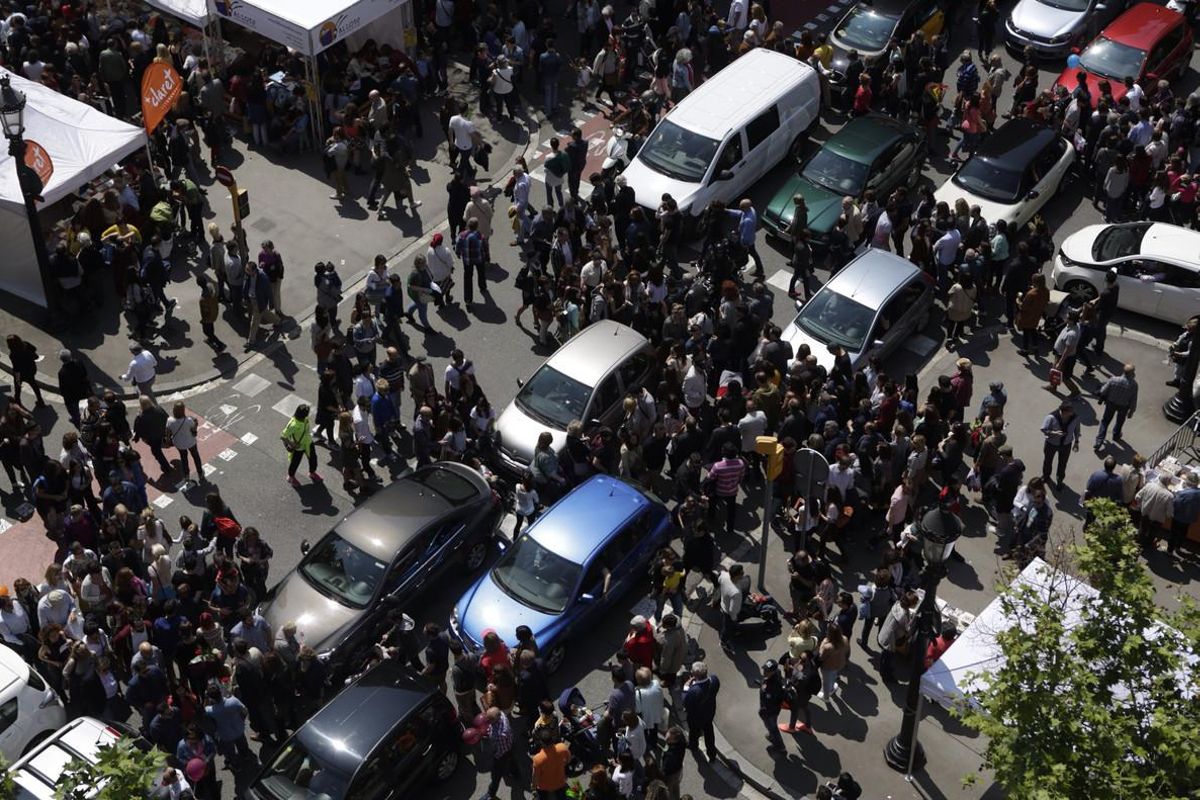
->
xmin=1099 ymin=375 xmax=1138 ymax=412
xmin=488 ymin=711 xmax=514 ymax=757
xmin=707 ymin=457 xmax=746 ymax=497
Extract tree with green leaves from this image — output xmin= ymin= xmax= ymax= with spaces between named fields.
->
xmin=958 ymin=499 xmax=1200 ymax=800
xmin=0 ymin=754 xmax=15 ymax=800
xmin=53 ymin=737 xmax=165 ymax=800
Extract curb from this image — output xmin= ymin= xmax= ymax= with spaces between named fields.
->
xmin=0 ymin=72 xmax=541 ymax=406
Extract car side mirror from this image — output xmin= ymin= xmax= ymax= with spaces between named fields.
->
xmin=516 ymin=377 xmax=524 ymax=388
xmin=300 ymin=539 xmax=311 ymax=555
xmin=872 ymin=339 xmax=885 ymax=349
xmin=794 ymin=299 xmax=805 ymax=312
xmin=579 ymin=592 xmax=596 ymax=604
xmin=1095 ymin=2 xmax=1106 ymax=9
xmin=1027 ymin=189 xmax=1040 ymax=200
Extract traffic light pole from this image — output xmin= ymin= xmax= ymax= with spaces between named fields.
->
xmin=754 ymin=436 xmax=783 ymax=593
xmin=230 ymin=180 xmax=249 ymax=259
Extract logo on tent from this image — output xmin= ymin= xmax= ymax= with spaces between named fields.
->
xmin=319 ymin=20 xmax=339 ymax=47
xmin=213 ymin=0 xmax=240 ymax=17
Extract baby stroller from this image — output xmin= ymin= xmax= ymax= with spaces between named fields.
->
xmin=557 ymin=687 xmax=603 ymax=774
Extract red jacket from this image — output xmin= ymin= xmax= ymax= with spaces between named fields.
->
xmin=623 ymin=623 xmax=656 ymax=669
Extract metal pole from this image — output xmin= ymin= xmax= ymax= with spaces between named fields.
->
xmin=758 ymin=477 xmax=772 ymax=592
xmin=906 ymin=692 xmax=925 ymax=780
xmin=10 ymin=137 xmax=57 ymax=323
xmin=883 ymin=566 xmax=943 ymax=773
xmin=309 ymin=56 xmax=326 ymax=144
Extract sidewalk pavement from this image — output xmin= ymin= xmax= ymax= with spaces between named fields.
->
xmin=685 ymin=315 xmax=1192 ymax=800
xmin=0 ymin=62 xmax=538 ymax=403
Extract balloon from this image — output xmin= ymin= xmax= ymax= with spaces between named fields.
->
xmin=473 ymin=713 xmax=489 ymax=731
xmin=1066 ymin=53 xmax=1081 ymax=69
xmin=462 ymin=727 xmax=483 ymax=746
xmin=185 ymin=758 xmax=207 ymax=783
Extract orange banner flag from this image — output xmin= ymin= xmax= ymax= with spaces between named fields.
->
xmin=141 ymin=62 xmax=183 ymax=135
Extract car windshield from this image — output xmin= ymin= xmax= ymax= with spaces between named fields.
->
xmin=952 ymin=157 xmax=1022 ymax=203
xmin=835 ymin=7 xmax=897 ymax=53
xmin=298 ymin=533 xmax=387 ymax=609
xmin=255 ymin=739 xmax=351 ymax=800
xmin=636 ymin=119 xmax=721 ymax=183
xmin=491 ymin=533 xmax=583 ymax=614
xmin=1079 ymin=36 xmax=1145 ymax=81
xmin=514 ymin=365 xmax=591 ymax=430
xmin=802 ymin=148 xmax=870 ymax=195
xmin=1039 ymin=0 xmax=1088 ymax=10
xmin=1092 ymin=223 xmax=1150 ymax=261
xmin=795 ymin=289 xmax=875 ymax=351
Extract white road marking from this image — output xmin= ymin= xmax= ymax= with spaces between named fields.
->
xmin=218 ymin=449 xmax=238 ymax=461
xmin=231 ymin=374 xmax=272 ymax=397
xmin=152 ymin=495 xmax=174 ymax=509
xmin=202 ymin=464 xmax=217 ymax=477
xmin=241 ymin=432 xmax=259 ymax=445
xmin=0 ymin=519 xmax=11 ymax=535
xmin=271 ymin=393 xmax=307 ymax=419
xmin=766 ymin=268 xmax=793 ymax=293
xmin=219 ymin=404 xmax=237 ymax=416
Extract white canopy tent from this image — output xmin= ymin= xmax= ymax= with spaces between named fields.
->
xmin=211 ymin=0 xmax=412 ymax=57
xmin=144 ymin=0 xmax=211 ymax=26
xmin=920 ymin=557 xmax=1197 ymax=711
xmin=0 ymin=68 xmax=147 ymax=307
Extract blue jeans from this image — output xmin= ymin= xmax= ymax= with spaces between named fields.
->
xmin=1095 ymin=404 xmax=1129 ymax=445
xmin=543 ymin=80 xmax=559 ymax=114
xmin=406 ymin=299 xmax=430 ymax=328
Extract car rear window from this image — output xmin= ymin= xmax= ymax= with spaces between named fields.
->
xmin=412 ymin=467 xmax=480 ymax=503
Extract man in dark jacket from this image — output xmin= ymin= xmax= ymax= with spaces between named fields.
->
xmin=758 ymin=659 xmax=787 ymax=754
xmin=682 ymin=661 xmax=720 ymax=758
xmin=56 ymin=350 xmax=91 ymax=428
xmin=566 ymin=127 xmax=588 ymax=199
xmin=132 ymin=396 xmax=173 ymax=474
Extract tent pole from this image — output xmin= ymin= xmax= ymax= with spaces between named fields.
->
xmin=310 ymin=56 xmax=326 ymax=144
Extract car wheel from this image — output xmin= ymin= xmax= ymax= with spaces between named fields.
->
xmin=434 ymin=749 xmax=459 ymax=781
xmin=464 ymin=540 xmax=489 ymax=571
xmin=544 ymin=643 xmax=567 ymax=674
xmin=1064 ymin=279 xmax=1098 ymax=306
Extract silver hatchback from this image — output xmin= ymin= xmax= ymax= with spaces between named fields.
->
xmin=1005 ymin=0 xmax=1128 ymax=57
xmin=781 ymin=249 xmax=935 ymax=372
xmin=494 ymin=321 xmax=656 ymax=476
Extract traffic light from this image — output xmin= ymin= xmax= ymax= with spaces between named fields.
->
xmin=755 ymin=436 xmax=784 ymax=482
xmin=236 ymin=188 xmax=249 ymax=218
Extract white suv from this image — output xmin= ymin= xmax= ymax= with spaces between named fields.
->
xmin=0 ymin=647 xmax=65 ymax=762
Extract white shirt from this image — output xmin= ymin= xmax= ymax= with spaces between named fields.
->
xmin=427 ymin=245 xmax=455 ymax=281
xmin=1126 ymin=82 xmax=1144 ymax=111
xmin=726 ymin=0 xmax=747 ymax=29
xmin=0 ymin=601 xmax=31 ymax=644
xmin=124 ymin=351 xmax=158 ymax=384
xmin=580 ymin=259 xmax=605 ymax=288
xmin=351 ymin=405 xmax=375 ymax=444
xmin=512 ymin=173 xmax=531 ymax=207
xmin=737 ymin=410 xmax=767 ymax=451
xmin=514 ymin=485 xmax=539 ymax=515
xmin=449 ymin=115 xmax=476 ymax=151
xmin=445 ymin=361 xmax=474 ymax=392
xmin=683 ymin=364 xmax=707 ymax=409
xmin=166 ymin=415 xmax=197 ymax=450
xmin=469 ymin=405 xmax=495 ymax=435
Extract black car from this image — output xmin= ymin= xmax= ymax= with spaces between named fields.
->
xmin=825 ymin=0 xmax=948 ymax=93
xmin=257 ymin=463 xmax=503 ymax=680
xmin=246 ymin=662 xmax=463 ymax=800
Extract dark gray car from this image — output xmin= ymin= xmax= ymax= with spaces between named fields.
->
xmin=256 ymin=463 xmax=502 ymax=679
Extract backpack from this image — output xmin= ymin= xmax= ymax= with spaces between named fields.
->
xmin=213 ymin=515 xmax=242 ymax=541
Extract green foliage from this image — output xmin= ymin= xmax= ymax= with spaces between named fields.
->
xmin=957 ymin=500 xmax=1200 ymax=800
xmin=53 ymin=737 xmax=165 ymax=800
xmin=0 ymin=754 xmax=15 ymax=800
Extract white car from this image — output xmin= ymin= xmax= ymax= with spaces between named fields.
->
xmin=0 ymin=646 xmax=65 ymax=762
xmin=8 ymin=717 xmax=149 ymax=799
xmin=1051 ymin=221 xmax=1200 ymax=325
xmin=933 ymin=118 xmax=1074 ymax=230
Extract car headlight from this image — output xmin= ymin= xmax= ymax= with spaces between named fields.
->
xmin=1048 ymin=33 xmax=1072 ymax=44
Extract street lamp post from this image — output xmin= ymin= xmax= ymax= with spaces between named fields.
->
xmin=1 ymin=74 xmax=57 ymax=319
xmin=883 ymin=503 xmax=963 ymax=774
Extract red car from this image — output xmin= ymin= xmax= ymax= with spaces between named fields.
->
xmin=1052 ymin=2 xmax=1192 ymax=107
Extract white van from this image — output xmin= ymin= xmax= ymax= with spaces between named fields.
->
xmin=0 ymin=647 xmax=65 ymax=762
xmin=620 ymin=48 xmax=820 ymax=229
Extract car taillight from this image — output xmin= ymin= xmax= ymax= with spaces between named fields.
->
xmin=104 ymin=726 xmax=123 ymax=738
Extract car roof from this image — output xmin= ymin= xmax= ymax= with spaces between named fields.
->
xmin=825 ymin=114 xmax=914 ymax=164
xmin=663 ymin=49 xmax=814 ymax=140
xmin=12 ymin=718 xmax=121 ymax=799
xmin=844 ymin=0 xmax=919 ymax=19
xmin=971 ymin=119 xmax=1055 ymax=170
xmin=528 ymin=475 xmax=655 ymax=564
xmin=1103 ymin=2 xmax=1183 ymax=50
xmin=295 ymin=661 xmax=438 ymax=777
xmin=334 ymin=463 xmax=485 ymax=561
xmin=1141 ymin=223 xmax=1200 ymax=265
xmin=543 ymin=320 xmax=650 ymax=387
xmin=823 ymin=249 xmax=922 ymax=308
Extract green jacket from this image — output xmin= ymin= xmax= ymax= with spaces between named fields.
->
xmin=281 ymin=417 xmax=313 ymax=453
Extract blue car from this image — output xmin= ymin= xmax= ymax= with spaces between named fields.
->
xmin=450 ymin=475 xmax=672 ymax=674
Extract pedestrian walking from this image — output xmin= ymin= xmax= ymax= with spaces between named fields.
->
xmin=455 ymin=218 xmax=488 ymax=306
xmin=196 ymin=275 xmax=226 ymax=352
xmin=243 ymin=261 xmax=280 ymax=350
xmin=706 ymin=443 xmax=747 ymax=535
xmin=1050 ymin=309 xmax=1083 ymax=396
xmin=758 ymin=659 xmax=787 ymax=754
xmin=544 ymin=137 xmax=569 ymax=209
xmin=1094 ymin=364 xmax=1138 ymax=450
xmin=6 ymin=335 xmax=46 ymax=408
xmin=280 ymin=404 xmax=321 ymax=487
xmin=876 ymin=589 xmax=918 ymax=682
xmin=122 ymin=343 xmax=158 ymax=399
xmin=132 ymin=396 xmax=173 ymax=475
xmin=1015 ymin=273 xmax=1050 ymax=356
xmin=166 ymin=402 xmax=203 ymax=484
xmin=681 ymin=662 xmax=719 ymax=759
xmin=1040 ymin=400 xmax=1081 ymax=489
xmin=56 ymin=350 xmax=91 ymax=428
xmin=257 ymin=240 xmax=285 ymax=316
xmin=481 ymin=707 xmax=519 ymax=800
xmin=203 ymin=685 xmax=251 ymax=767
xmin=726 ymin=199 xmax=765 ymax=278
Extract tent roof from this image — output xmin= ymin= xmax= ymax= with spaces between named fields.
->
xmin=145 ymin=0 xmax=211 ymax=26
xmin=0 ymin=68 xmax=147 ymax=209
xmin=920 ymin=558 xmax=1196 ymax=711
xmin=214 ymin=0 xmax=408 ymax=56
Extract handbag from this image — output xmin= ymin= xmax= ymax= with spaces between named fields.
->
xmin=1049 ymin=366 xmax=1063 ymax=388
